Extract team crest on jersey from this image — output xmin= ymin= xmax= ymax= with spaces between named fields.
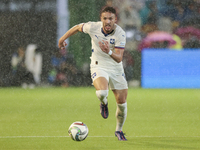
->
xmin=110 ymin=39 xmax=115 ymax=44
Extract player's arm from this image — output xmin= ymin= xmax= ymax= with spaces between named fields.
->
xmin=99 ymin=40 xmax=124 ymax=63
xmin=58 ymin=23 xmax=84 ymax=49
xmin=110 ymin=47 xmax=124 ymax=63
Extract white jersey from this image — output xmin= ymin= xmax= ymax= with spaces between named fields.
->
xmin=82 ymin=21 xmax=126 ymax=72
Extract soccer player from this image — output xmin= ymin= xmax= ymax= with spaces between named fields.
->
xmin=58 ymin=6 xmax=128 ymax=141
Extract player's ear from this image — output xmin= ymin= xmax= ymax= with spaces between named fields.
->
xmin=115 ymin=16 xmax=117 ymax=23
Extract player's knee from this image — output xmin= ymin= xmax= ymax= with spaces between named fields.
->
xmin=96 ymin=90 xmax=108 ymax=101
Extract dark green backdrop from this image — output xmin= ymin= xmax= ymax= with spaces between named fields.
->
xmin=68 ymin=0 xmax=106 ymax=68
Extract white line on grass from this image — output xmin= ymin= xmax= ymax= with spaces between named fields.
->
xmin=0 ymin=136 xmax=200 ymax=138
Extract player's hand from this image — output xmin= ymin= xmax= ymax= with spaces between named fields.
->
xmin=98 ymin=40 xmax=109 ymax=54
xmin=58 ymin=40 xmax=67 ymax=50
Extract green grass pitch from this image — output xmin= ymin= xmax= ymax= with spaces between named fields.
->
xmin=0 ymin=87 xmax=200 ymax=150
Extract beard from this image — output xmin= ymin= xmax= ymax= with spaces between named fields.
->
xmin=103 ymin=24 xmax=113 ymax=33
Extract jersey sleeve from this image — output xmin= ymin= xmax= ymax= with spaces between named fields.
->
xmin=82 ymin=21 xmax=92 ymax=34
xmin=115 ymin=30 xmax=126 ymax=49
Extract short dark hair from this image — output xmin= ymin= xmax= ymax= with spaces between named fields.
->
xmin=100 ymin=6 xmax=116 ymax=16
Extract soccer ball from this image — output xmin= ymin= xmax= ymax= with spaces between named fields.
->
xmin=68 ymin=121 xmax=89 ymax=141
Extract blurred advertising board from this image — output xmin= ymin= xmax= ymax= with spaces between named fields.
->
xmin=142 ymin=49 xmax=200 ymax=88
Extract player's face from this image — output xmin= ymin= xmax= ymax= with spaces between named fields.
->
xmin=101 ymin=12 xmax=116 ymax=34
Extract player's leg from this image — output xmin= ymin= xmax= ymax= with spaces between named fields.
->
xmin=91 ymin=68 xmax=109 ymax=119
xmin=93 ymin=77 xmax=109 ymax=119
xmin=93 ymin=77 xmax=109 ymax=104
xmin=108 ymin=71 xmax=128 ymax=140
xmin=113 ymin=89 xmax=128 ymax=140
xmin=113 ymin=89 xmax=128 ymax=131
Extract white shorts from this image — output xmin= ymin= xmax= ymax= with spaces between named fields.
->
xmin=90 ymin=67 xmax=128 ymax=90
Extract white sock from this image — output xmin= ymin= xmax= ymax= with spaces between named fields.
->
xmin=116 ymin=102 xmax=127 ymax=131
xmin=96 ymin=90 xmax=108 ymax=105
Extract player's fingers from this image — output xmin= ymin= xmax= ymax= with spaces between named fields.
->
xmin=102 ymin=40 xmax=108 ymax=45
xmin=63 ymin=41 xmax=67 ymax=46
xmin=105 ymin=40 xmax=109 ymax=45
xmin=58 ymin=41 xmax=67 ymax=50
xmin=102 ymin=40 xmax=108 ymax=46
xmin=103 ymin=40 xmax=109 ymax=49
xmin=98 ymin=41 xmax=103 ymax=47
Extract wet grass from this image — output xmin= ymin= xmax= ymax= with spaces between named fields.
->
xmin=0 ymin=87 xmax=200 ymax=150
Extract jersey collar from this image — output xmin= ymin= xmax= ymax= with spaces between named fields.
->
xmin=101 ymin=28 xmax=114 ymax=37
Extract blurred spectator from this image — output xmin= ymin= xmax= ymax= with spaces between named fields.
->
xmin=151 ymin=41 xmax=169 ymax=49
xmin=118 ymin=2 xmax=141 ymax=30
xmin=184 ymin=1 xmax=197 ymax=17
xmin=139 ymin=0 xmax=159 ymax=26
xmin=11 ymin=46 xmax=25 ymax=75
xmin=160 ymin=0 xmax=200 ymax=29
xmin=48 ymin=48 xmax=68 ymax=86
xmin=141 ymin=15 xmax=158 ymax=34
xmin=11 ymin=46 xmax=27 ymax=86
xmin=140 ymin=1 xmax=159 ymax=34
xmin=158 ymin=17 xmax=183 ymax=50
xmin=158 ymin=17 xmax=173 ymax=33
xmin=10 ymin=44 xmax=42 ymax=88
xmin=25 ymin=44 xmax=42 ymax=86
xmin=173 ymin=2 xmax=186 ymax=23
xmin=181 ymin=1 xmax=200 ymax=28
xmin=51 ymin=48 xmax=67 ymax=72
xmin=48 ymin=48 xmax=87 ymax=87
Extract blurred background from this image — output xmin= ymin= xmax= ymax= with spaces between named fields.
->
xmin=0 ymin=0 xmax=200 ymax=88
